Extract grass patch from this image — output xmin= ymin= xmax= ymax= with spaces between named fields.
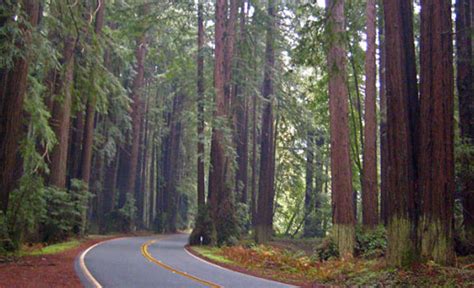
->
xmin=26 ymin=240 xmax=81 ymax=256
xmin=191 ymin=246 xmax=235 ymax=264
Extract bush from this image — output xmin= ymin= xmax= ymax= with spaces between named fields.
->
xmin=189 ymin=205 xmax=216 ymax=245
xmin=355 ymin=225 xmax=387 ymax=258
xmin=315 ymin=225 xmax=387 ymax=261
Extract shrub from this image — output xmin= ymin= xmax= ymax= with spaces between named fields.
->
xmin=315 ymin=225 xmax=387 ymax=260
xmin=189 ymin=205 xmax=216 ymax=245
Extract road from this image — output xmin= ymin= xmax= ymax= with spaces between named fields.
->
xmin=75 ymin=234 xmax=294 ymax=288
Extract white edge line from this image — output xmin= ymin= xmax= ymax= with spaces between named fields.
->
xmin=79 ymin=237 xmax=128 ymax=288
xmin=183 ymin=247 xmax=297 ymax=288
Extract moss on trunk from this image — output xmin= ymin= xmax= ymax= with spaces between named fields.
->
xmin=419 ymin=217 xmax=454 ymax=265
xmin=387 ymin=216 xmax=418 ymax=267
xmin=333 ymin=224 xmax=355 ymax=258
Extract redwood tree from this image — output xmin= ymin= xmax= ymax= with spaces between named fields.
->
xmin=383 ymin=0 xmax=419 ymax=266
xmin=455 ymin=0 xmax=474 ymax=243
xmin=255 ymin=0 xmax=276 ymax=244
xmin=208 ymin=0 xmax=239 ymax=245
xmin=0 ymin=0 xmax=39 ymax=212
xmin=126 ymin=35 xmax=146 ymax=199
xmin=362 ymin=0 xmax=378 ymax=228
xmin=80 ymin=0 xmax=106 ymax=186
xmin=49 ymin=35 xmax=77 ymax=188
xmin=418 ymin=0 xmax=455 ymax=265
xmin=326 ymin=0 xmax=355 ymax=257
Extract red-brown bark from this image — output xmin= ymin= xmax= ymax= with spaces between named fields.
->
xmin=326 ymin=0 xmax=355 ymax=256
xmin=255 ymin=0 xmax=276 ymax=244
xmin=418 ymin=0 xmax=455 ymax=265
xmin=197 ymin=0 xmax=205 ymax=209
xmin=378 ymin=0 xmax=388 ymax=226
xmin=49 ymin=37 xmax=77 ymax=189
xmin=383 ymin=0 xmax=419 ymax=266
xmin=0 ymin=0 xmax=39 ymax=212
xmin=80 ymin=0 xmax=106 ymax=185
xmin=126 ymin=35 xmax=146 ymax=197
xmin=362 ymin=0 xmax=378 ymax=228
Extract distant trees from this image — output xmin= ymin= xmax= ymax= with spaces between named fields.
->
xmin=455 ymin=0 xmax=474 ymax=244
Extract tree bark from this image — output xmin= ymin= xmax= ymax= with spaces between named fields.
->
xmin=362 ymin=0 xmax=378 ymax=228
xmin=197 ymin=0 xmax=205 ymax=209
xmin=383 ymin=0 xmax=420 ymax=267
xmin=455 ymin=0 xmax=474 ymax=243
xmin=79 ymin=0 xmax=106 ymax=186
xmin=126 ymin=35 xmax=146 ymax=198
xmin=49 ymin=36 xmax=76 ymax=189
xmin=255 ymin=0 xmax=276 ymax=244
xmin=418 ymin=0 xmax=455 ymax=265
xmin=208 ymin=0 xmax=239 ymax=245
xmin=326 ymin=0 xmax=355 ymax=257
xmin=0 ymin=0 xmax=39 ymax=212
xmin=303 ymin=131 xmax=314 ymax=237
xmin=378 ymin=0 xmax=388 ymax=226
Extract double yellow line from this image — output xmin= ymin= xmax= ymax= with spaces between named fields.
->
xmin=141 ymin=239 xmax=221 ymax=288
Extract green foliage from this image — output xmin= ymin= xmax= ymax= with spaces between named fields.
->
xmin=28 ymin=240 xmax=80 ymax=256
xmin=40 ymin=181 xmax=92 ymax=243
xmin=316 ymin=225 xmax=387 ymax=261
xmin=355 ymin=226 xmax=387 ymax=259
xmin=118 ymin=193 xmax=137 ymax=232
xmin=215 ymin=199 xmax=240 ymax=246
xmin=189 ymin=205 xmax=216 ymax=246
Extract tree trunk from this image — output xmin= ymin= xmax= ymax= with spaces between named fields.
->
xmin=303 ymin=131 xmax=314 ymax=237
xmin=197 ymin=0 xmax=205 ymax=209
xmin=255 ymin=0 xmax=276 ymax=244
xmin=455 ymin=0 xmax=474 ymax=243
xmin=362 ymin=0 xmax=378 ymax=228
xmin=326 ymin=0 xmax=355 ymax=257
xmin=126 ymin=35 xmax=146 ymax=199
xmin=378 ymin=0 xmax=388 ymax=226
xmin=0 ymin=0 xmax=39 ymax=212
xmin=418 ymin=0 xmax=455 ymax=265
xmin=208 ymin=0 xmax=239 ymax=245
xmin=383 ymin=0 xmax=419 ymax=267
xmin=234 ymin=0 xmax=249 ymax=204
xmin=80 ymin=0 xmax=106 ymax=186
xmin=49 ymin=37 xmax=76 ymax=189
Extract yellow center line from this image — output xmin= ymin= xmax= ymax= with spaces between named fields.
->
xmin=141 ymin=239 xmax=222 ymax=288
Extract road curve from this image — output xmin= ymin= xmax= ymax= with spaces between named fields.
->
xmin=75 ymin=234 xmax=295 ymax=288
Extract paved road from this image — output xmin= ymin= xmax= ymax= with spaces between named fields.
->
xmin=75 ymin=234 xmax=294 ymax=288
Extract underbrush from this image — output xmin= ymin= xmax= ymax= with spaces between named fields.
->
xmin=191 ymin=236 xmax=474 ymax=287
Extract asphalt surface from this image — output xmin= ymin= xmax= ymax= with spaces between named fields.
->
xmin=75 ymin=234 xmax=294 ymax=288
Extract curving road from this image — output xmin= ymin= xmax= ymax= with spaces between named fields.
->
xmin=75 ymin=234 xmax=294 ymax=288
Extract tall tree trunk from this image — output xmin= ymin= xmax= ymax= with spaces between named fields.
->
xmin=455 ymin=0 xmax=474 ymax=243
xmin=197 ymin=0 xmax=205 ymax=209
xmin=362 ymin=0 xmax=378 ymax=228
xmin=383 ymin=0 xmax=419 ymax=267
xmin=378 ymin=0 xmax=388 ymax=226
xmin=303 ymin=131 xmax=314 ymax=237
xmin=0 ymin=0 xmax=39 ymax=212
xmin=208 ymin=0 xmax=239 ymax=245
xmin=255 ymin=0 xmax=276 ymax=244
xmin=418 ymin=0 xmax=455 ymax=265
xmin=326 ymin=0 xmax=355 ymax=257
xmin=126 ymin=35 xmax=146 ymax=199
xmin=80 ymin=0 xmax=106 ymax=186
xmin=68 ymin=111 xmax=84 ymax=186
xmin=49 ymin=36 xmax=76 ymax=189
xmin=234 ymin=0 xmax=249 ymax=204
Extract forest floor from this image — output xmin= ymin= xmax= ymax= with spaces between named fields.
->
xmin=188 ymin=242 xmax=474 ymax=287
xmin=0 ymin=232 xmax=151 ymax=288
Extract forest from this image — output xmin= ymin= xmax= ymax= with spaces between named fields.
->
xmin=0 ymin=0 xmax=473 ymax=287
